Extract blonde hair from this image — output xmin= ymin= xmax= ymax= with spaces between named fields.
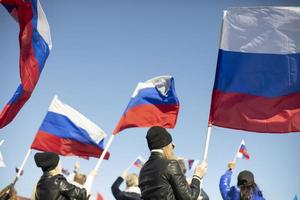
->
xmin=125 ymin=173 xmax=138 ymax=187
xmin=74 ymin=173 xmax=87 ymax=185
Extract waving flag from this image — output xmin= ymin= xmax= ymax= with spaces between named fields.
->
xmin=236 ymin=140 xmax=250 ymax=160
xmin=0 ymin=0 xmax=52 ymax=128
xmin=113 ymin=76 xmax=179 ymax=134
xmin=209 ymin=7 xmax=300 ymax=133
xmin=133 ymin=156 xmax=146 ymax=169
xmin=31 ymin=96 xmax=110 ymax=159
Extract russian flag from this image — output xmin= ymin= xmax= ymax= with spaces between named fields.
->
xmin=209 ymin=7 xmax=300 ymax=133
xmin=31 ymin=96 xmax=110 ymax=159
xmin=113 ymin=76 xmax=180 ymax=134
xmin=0 ymin=0 xmax=52 ymax=128
xmin=133 ymin=156 xmax=146 ymax=169
xmin=236 ymin=140 xmax=250 ymax=160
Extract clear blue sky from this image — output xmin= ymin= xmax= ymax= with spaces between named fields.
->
xmin=1 ymin=1 xmax=300 ymax=199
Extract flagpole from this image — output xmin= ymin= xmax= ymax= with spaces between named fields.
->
xmin=94 ymin=135 xmax=115 ymax=172
xmin=233 ymin=139 xmax=243 ymax=163
xmin=199 ymin=124 xmax=213 ymax=194
xmin=125 ymin=157 xmax=136 ymax=172
xmin=12 ymin=149 xmax=32 ymax=186
xmin=203 ymin=124 xmax=213 ymax=161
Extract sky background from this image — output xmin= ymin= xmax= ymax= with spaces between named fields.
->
xmin=1 ymin=1 xmax=300 ymax=199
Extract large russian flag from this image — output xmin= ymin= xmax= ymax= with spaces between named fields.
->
xmin=31 ymin=96 xmax=110 ymax=159
xmin=0 ymin=0 xmax=52 ymax=128
xmin=113 ymin=76 xmax=180 ymax=134
xmin=209 ymin=7 xmax=300 ymax=133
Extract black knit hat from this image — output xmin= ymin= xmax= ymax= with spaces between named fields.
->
xmin=237 ymin=170 xmax=255 ymax=186
xmin=146 ymin=126 xmax=172 ymax=150
xmin=34 ymin=152 xmax=59 ymax=172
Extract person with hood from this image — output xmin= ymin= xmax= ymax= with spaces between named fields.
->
xmin=219 ymin=161 xmax=265 ymax=200
xmin=111 ymin=170 xmax=141 ymax=200
xmin=34 ymin=152 xmax=88 ymax=200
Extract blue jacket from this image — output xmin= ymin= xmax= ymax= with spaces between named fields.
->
xmin=219 ymin=170 xmax=265 ymax=200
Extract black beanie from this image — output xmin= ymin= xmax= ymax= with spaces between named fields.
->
xmin=34 ymin=152 xmax=59 ymax=172
xmin=237 ymin=170 xmax=255 ymax=186
xmin=146 ymin=126 xmax=172 ymax=150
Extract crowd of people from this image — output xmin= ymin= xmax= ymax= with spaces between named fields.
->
xmin=0 ymin=126 xmax=265 ymax=200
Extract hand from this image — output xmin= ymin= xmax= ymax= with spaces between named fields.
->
xmin=194 ymin=160 xmax=207 ymax=179
xmin=74 ymin=162 xmax=80 ymax=171
xmin=228 ymin=161 xmax=235 ymax=170
xmin=121 ymin=170 xmax=128 ymax=179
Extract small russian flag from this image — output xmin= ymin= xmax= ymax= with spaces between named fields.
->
xmin=133 ymin=156 xmax=146 ymax=169
xmin=236 ymin=140 xmax=250 ymax=160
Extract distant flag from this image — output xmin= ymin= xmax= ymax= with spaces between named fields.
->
xmin=133 ymin=156 xmax=146 ymax=169
xmin=113 ymin=76 xmax=180 ymax=134
xmin=62 ymin=168 xmax=70 ymax=176
xmin=15 ymin=167 xmax=24 ymax=176
xmin=187 ymin=159 xmax=199 ymax=170
xmin=209 ymin=7 xmax=300 ymax=133
xmin=0 ymin=0 xmax=52 ymax=128
xmin=236 ymin=140 xmax=250 ymax=160
xmin=97 ymin=193 xmax=104 ymax=200
xmin=31 ymin=96 xmax=110 ymax=159
xmin=294 ymin=194 xmax=298 ymax=200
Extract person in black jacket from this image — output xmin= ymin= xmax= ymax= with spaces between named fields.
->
xmin=34 ymin=152 xmax=88 ymax=200
xmin=139 ymin=126 xmax=208 ymax=200
xmin=111 ymin=170 xmax=141 ymax=200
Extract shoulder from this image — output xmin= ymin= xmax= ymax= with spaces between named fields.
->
xmin=166 ymin=159 xmax=182 ymax=174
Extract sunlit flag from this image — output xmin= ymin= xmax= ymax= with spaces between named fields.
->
xmin=0 ymin=0 xmax=52 ymax=128
xmin=113 ymin=76 xmax=179 ymax=134
xmin=209 ymin=7 xmax=300 ymax=133
xmin=31 ymin=96 xmax=110 ymax=159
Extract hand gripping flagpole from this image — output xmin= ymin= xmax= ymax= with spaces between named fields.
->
xmin=12 ymin=149 xmax=32 ymax=186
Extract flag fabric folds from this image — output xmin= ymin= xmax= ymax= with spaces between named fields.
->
xmin=236 ymin=140 xmax=250 ymax=160
xmin=209 ymin=7 xmax=300 ymax=133
xmin=113 ymin=76 xmax=180 ymax=134
xmin=187 ymin=159 xmax=199 ymax=170
xmin=0 ymin=0 xmax=52 ymax=128
xmin=133 ymin=156 xmax=146 ymax=169
xmin=31 ymin=96 xmax=110 ymax=159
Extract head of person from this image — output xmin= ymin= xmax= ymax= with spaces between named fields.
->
xmin=34 ymin=152 xmax=61 ymax=175
xmin=125 ymin=173 xmax=139 ymax=188
xmin=74 ymin=173 xmax=87 ymax=185
xmin=237 ymin=170 xmax=259 ymax=200
xmin=146 ymin=126 xmax=175 ymax=160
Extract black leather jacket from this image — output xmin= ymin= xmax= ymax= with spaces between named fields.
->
xmin=35 ymin=173 xmax=88 ymax=200
xmin=139 ymin=152 xmax=201 ymax=200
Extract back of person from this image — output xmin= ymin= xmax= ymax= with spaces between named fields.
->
xmin=36 ymin=174 xmax=65 ymax=200
xmin=219 ymin=162 xmax=265 ymax=200
xmin=139 ymin=153 xmax=184 ymax=200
